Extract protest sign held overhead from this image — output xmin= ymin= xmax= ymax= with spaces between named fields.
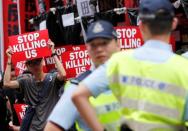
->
xmin=45 ymin=45 xmax=88 ymax=73
xmin=9 ymin=30 xmax=51 ymax=64
xmin=61 ymin=46 xmax=92 ymax=79
xmin=115 ymin=26 xmax=144 ymax=50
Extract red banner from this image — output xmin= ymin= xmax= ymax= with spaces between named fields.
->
xmin=116 ymin=26 xmax=176 ymax=51
xmin=9 ymin=30 xmax=51 ymax=64
xmin=13 ymin=104 xmax=28 ymax=124
xmin=2 ymin=0 xmax=19 ymax=70
xmin=62 ymin=48 xmax=92 ymax=79
xmin=44 ymin=45 xmax=91 ymax=78
xmin=115 ymin=26 xmax=144 ymax=50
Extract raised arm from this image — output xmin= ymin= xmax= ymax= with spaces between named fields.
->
xmin=3 ymin=46 xmax=19 ymax=89
xmin=48 ymin=40 xmax=66 ymax=81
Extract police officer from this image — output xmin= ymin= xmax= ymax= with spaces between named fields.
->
xmin=72 ymin=0 xmax=188 ymax=131
xmin=44 ymin=20 xmax=121 ymax=131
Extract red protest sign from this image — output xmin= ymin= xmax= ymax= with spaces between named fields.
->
xmin=9 ymin=30 xmax=51 ymax=64
xmin=115 ymin=26 xmax=144 ymax=50
xmin=15 ymin=61 xmax=27 ymax=76
xmin=45 ymin=45 xmax=73 ymax=72
xmin=116 ymin=26 xmax=176 ymax=51
xmin=13 ymin=104 xmax=28 ymax=124
xmin=62 ymin=48 xmax=92 ymax=79
xmin=55 ymin=45 xmax=73 ymax=55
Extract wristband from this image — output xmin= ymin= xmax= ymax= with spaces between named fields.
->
xmin=51 ymin=52 xmax=57 ymax=57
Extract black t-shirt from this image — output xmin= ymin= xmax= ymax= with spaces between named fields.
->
xmin=18 ymin=73 xmax=64 ymax=131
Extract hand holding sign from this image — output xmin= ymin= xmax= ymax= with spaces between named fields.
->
xmin=47 ymin=39 xmax=55 ymax=54
xmin=44 ymin=45 xmax=73 ymax=72
xmin=6 ymin=46 xmax=14 ymax=59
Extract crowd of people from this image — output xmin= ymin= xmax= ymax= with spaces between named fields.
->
xmin=1 ymin=0 xmax=188 ymax=131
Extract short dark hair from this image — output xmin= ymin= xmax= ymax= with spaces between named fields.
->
xmin=141 ymin=10 xmax=174 ymax=35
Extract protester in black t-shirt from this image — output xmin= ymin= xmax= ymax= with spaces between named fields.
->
xmin=4 ymin=41 xmax=66 ymax=131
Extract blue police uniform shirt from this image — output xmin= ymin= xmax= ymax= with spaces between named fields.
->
xmin=48 ymin=83 xmax=92 ymax=130
xmin=82 ymin=39 xmax=188 ymax=120
xmin=48 ymin=84 xmax=78 ymax=129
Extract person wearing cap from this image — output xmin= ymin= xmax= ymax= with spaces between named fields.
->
xmin=3 ymin=41 xmax=66 ymax=131
xmin=44 ymin=20 xmax=121 ymax=131
xmin=72 ymin=0 xmax=188 ymax=131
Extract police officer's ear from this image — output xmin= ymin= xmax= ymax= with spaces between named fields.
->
xmin=172 ymin=17 xmax=178 ymax=31
xmin=138 ymin=21 xmax=150 ymax=41
xmin=138 ymin=21 xmax=148 ymax=34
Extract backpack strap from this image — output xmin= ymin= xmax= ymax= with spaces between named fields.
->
xmin=70 ymin=70 xmax=92 ymax=85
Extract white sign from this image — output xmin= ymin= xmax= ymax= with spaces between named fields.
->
xmin=39 ymin=20 xmax=46 ymax=30
xmin=62 ymin=13 xmax=75 ymax=27
xmin=77 ymin=0 xmax=94 ymax=17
